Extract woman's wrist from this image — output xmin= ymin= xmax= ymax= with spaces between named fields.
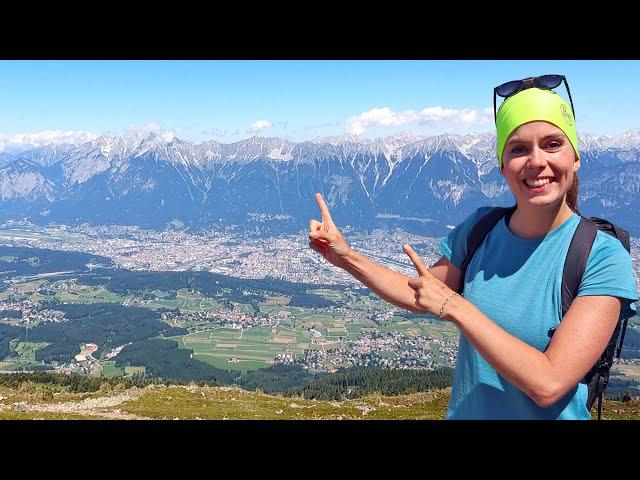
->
xmin=441 ymin=292 xmax=471 ymax=326
xmin=340 ymin=246 xmax=360 ymax=272
xmin=438 ymin=292 xmax=459 ymax=320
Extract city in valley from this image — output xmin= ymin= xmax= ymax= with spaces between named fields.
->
xmin=0 ymin=220 xmax=638 ymax=389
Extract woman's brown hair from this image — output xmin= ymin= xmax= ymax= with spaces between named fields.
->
xmin=566 ymin=172 xmax=580 ymax=214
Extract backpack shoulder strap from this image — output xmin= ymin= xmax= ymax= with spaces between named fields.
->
xmin=588 ymin=217 xmax=631 ymax=253
xmin=458 ymin=204 xmax=516 ymax=294
xmin=561 ymin=216 xmax=598 ymax=317
xmin=562 ymin=216 xmax=629 ymax=419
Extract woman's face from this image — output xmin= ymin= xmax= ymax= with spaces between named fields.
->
xmin=500 ymin=121 xmax=580 ymax=209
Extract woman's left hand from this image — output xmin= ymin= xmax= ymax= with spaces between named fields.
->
xmin=403 ymin=244 xmax=458 ymax=320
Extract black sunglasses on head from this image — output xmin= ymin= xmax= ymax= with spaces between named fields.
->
xmin=493 ymin=74 xmax=575 ymax=123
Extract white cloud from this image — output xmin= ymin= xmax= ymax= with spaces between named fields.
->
xmin=346 ymin=106 xmax=493 ymax=135
xmin=250 ymin=120 xmax=272 ymax=133
xmin=0 ymin=130 xmax=100 ymax=152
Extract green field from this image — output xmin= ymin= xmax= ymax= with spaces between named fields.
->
xmin=10 ymin=280 xmax=228 ymax=316
xmin=257 ymin=295 xmax=291 ymax=316
xmin=194 ymin=355 xmax=268 ymax=372
xmin=55 ymin=284 xmax=129 ymax=304
xmin=143 ymin=288 xmax=224 ymax=313
xmin=101 ymin=362 xmax=125 ymax=378
xmin=306 ymin=288 xmax=344 ymax=300
xmin=10 ymin=341 xmax=50 ymax=361
xmin=378 ymin=316 xmax=458 ymax=341
xmin=182 ymin=325 xmax=311 ymax=371
xmin=124 ymin=366 xmax=146 ymax=376
xmin=0 ymin=341 xmax=51 ymax=370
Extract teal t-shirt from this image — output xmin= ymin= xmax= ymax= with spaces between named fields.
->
xmin=438 ymin=207 xmax=640 ymax=420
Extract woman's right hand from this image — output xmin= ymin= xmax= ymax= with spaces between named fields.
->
xmin=308 ymin=193 xmax=352 ymax=270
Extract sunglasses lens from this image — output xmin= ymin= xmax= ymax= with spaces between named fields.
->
xmin=495 ymin=80 xmax=523 ymax=97
xmin=536 ymin=75 xmax=563 ymax=89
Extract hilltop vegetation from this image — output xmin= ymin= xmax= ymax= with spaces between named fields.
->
xmin=285 ymin=366 xmax=454 ymax=400
xmin=27 ymin=303 xmax=186 ymax=362
xmin=77 ymin=269 xmax=339 ymax=308
xmin=114 ymin=338 xmax=236 ymax=384
xmin=0 ymin=246 xmax=112 ymax=280
xmin=236 ymin=363 xmax=318 ymax=394
xmin=109 ymin=341 xmax=456 ymax=399
xmin=0 ymin=324 xmax=26 ymax=359
xmin=0 ymin=371 xmax=162 ymax=392
xmin=2 ymin=379 xmax=640 ymax=420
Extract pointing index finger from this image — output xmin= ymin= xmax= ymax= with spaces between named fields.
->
xmin=403 ymin=244 xmax=429 ymax=277
xmin=315 ymin=193 xmax=335 ymax=225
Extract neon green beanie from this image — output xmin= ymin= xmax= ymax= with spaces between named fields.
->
xmin=496 ymin=88 xmax=579 ymax=169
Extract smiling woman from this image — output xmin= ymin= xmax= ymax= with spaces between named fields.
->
xmin=307 ymin=74 xmax=640 ymax=420
xmin=437 ymin=79 xmax=639 ymax=419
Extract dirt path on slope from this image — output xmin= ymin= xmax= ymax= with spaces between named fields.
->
xmin=8 ymin=387 xmax=152 ymax=419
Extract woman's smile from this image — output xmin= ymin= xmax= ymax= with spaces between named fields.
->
xmin=522 ymin=176 xmax=558 ymax=194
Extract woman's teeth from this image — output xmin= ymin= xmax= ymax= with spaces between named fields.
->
xmin=525 ymin=178 xmax=554 ymax=187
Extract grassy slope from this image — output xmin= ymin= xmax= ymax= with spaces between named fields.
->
xmin=1 ymin=384 xmax=639 ymax=420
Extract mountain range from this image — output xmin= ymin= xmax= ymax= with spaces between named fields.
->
xmin=1 ymin=130 xmax=639 ymax=236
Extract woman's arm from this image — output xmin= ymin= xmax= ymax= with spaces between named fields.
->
xmin=443 ymin=293 xmax=621 ymax=407
xmin=342 ymin=252 xmax=462 ymax=314
xmin=309 ymin=193 xmax=460 ymax=312
xmin=341 ymin=248 xmax=426 ymax=312
xmin=403 ymin=244 xmax=622 ymax=408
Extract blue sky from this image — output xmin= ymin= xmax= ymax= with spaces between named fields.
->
xmin=1 ymin=60 xmax=639 ymax=149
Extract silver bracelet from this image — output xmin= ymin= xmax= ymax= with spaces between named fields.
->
xmin=439 ymin=292 xmax=459 ymax=320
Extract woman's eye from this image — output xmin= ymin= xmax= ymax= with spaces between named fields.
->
xmin=547 ymin=140 xmax=562 ymax=149
xmin=511 ymin=145 xmax=525 ymax=153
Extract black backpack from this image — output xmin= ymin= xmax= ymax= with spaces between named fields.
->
xmin=457 ymin=204 xmax=635 ymax=420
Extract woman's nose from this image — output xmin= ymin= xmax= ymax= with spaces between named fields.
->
xmin=527 ymin=147 xmax=547 ymax=168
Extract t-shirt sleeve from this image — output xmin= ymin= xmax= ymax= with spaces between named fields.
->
xmin=438 ymin=206 xmax=494 ymax=270
xmin=577 ymin=232 xmax=640 ymax=316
